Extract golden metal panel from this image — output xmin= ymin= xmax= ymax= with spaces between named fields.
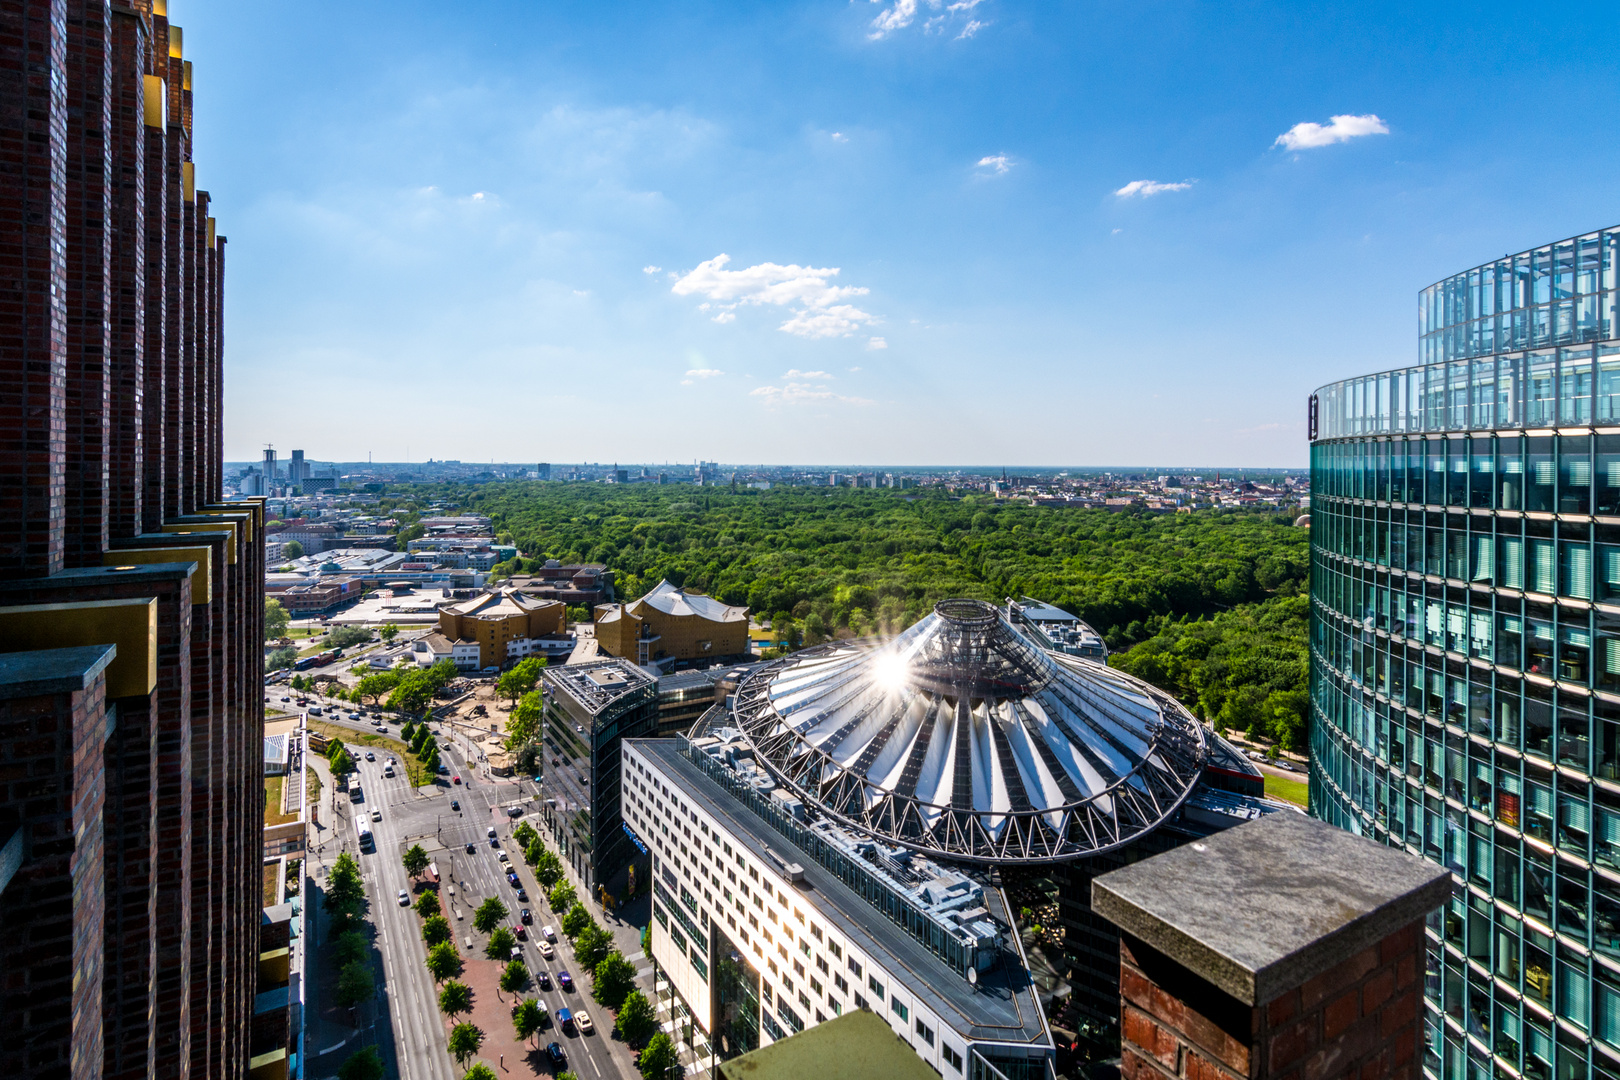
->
xmin=152 ymin=0 xmax=167 ymax=14
xmin=181 ymin=162 xmax=194 ymax=202
xmin=105 ymin=547 xmax=211 ymax=605
xmin=143 ymin=75 xmax=166 ymax=129
xmin=182 ymin=60 xmax=191 ymax=91
xmin=162 ymin=521 xmax=237 ymax=564
xmin=200 ymin=505 xmax=255 ymax=543
xmin=207 ymin=216 xmax=215 ymax=246
xmin=168 ymin=25 xmax=181 ymax=58
xmin=0 ymin=598 xmax=157 ymax=699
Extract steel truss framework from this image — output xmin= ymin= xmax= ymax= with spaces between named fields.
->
xmin=726 ymin=601 xmax=1210 ymax=864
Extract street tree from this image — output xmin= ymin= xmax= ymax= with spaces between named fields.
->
xmin=637 ymin=1032 xmax=680 ymax=1080
xmin=422 ymin=915 xmax=451 ymax=946
xmin=614 ymin=990 xmax=656 ymax=1046
xmin=326 ymin=740 xmax=355 ymax=780
xmin=561 ymin=902 xmax=591 ymax=940
xmin=282 ymin=540 xmax=305 ymax=560
xmin=512 ymin=997 xmax=545 ymax=1046
xmin=499 ymin=959 xmax=528 ymax=995
xmin=437 ymin=979 xmax=473 ymax=1019
xmin=336 ymin=1046 xmax=384 ymax=1080
xmin=591 ymin=951 xmax=637 ymax=1009
xmin=425 ymin=941 xmax=461 ymax=982
xmin=266 ymin=646 xmax=297 ymax=671
xmin=549 ymin=882 xmax=576 ymax=913
xmin=472 ymin=897 xmax=508 ymax=934
xmin=334 ymin=962 xmax=374 ymax=1008
xmin=380 ymin=622 xmax=400 ymax=643
xmin=332 ymin=929 xmax=367 ymax=968
xmin=525 ymin=837 xmax=543 ymax=867
xmin=265 ymin=598 xmax=291 ymax=640
xmin=355 ymin=671 xmax=401 ymax=706
xmin=414 ymin=888 xmax=441 ymax=920
xmin=421 ymin=747 xmax=440 ymax=773
xmin=497 ymin=658 xmax=546 ymax=704
xmin=534 ymin=849 xmax=563 ymax=888
xmin=505 ymin=691 xmax=542 ymax=747
xmin=484 ymin=927 xmax=517 ymax=960
xmin=326 ymin=853 xmax=365 ymax=924
xmin=573 ymin=922 xmax=612 ymax=969
xmin=402 ymin=844 xmax=430 ymax=879
xmin=447 ymin=1022 xmax=484 ymax=1069
xmin=463 ymin=1066 xmax=497 ymax=1080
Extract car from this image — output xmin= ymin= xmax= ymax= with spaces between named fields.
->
xmin=512 ymin=923 xmax=526 ymax=940
xmin=497 ymin=851 xmax=509 ymax=863
xmin=576 ymin=1012 xmax=594 ymax=1035
xmin=535 ymin=968 xmax=551 ymax=990
xmin=520 ymin=908 xmax=531 ymax=924
xmin=506 ymin=872 xmax=520 ymax=887
xmin=558 ymin=970 xmax=573 ymax=991
xmin=490 ymin=838 xmax=500 ymax=849
xmin=364 ymin=751 xmax=375 ymax=762
xmin=280 ymin=695 xmax=290 ymax=702
xmin=545 ymin=1043 xmax=566 ymax=1067
xmin=487 ymin=826 xmax=497 ymax=839
xmin=370 ymin=809 xmax=381 ymax=822
xmin=397 ymin=889 xmax=409 ymax=905
xmin=515 ymin=887 xmax=529 ymax=903
xmin=465 ymin=843 xmax=476 ymax=854
xmin=541 ymin=925 xmax=557 ymax=943
xmin=539 ymin=941 xmax=554 ymax=960
xmin=450 ymin=799 xmax=460 ymax=811
xmin=557 ymin=1007 xmax=573 ymax=1031
xmin=506 ymin=805 xmax=523 ymax=818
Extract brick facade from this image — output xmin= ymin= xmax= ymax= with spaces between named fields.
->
xmin=1119 ymin=923 xmax=1425 ymax=1080
xmin=0 ymin=3 xmax=260 ymax=1078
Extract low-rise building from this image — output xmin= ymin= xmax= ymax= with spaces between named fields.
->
xmin=437 ymin=587 xmax=567 ymax=669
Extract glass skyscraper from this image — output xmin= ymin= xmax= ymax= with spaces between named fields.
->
xmin=1310 ymin=227 xmax=1620 ymax=1080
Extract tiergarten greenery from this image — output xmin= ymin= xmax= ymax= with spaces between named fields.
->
xmin=375 ymin=482 xmax=1310 ymax=752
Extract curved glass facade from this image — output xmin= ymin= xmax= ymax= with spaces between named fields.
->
xmin=1312 ymin=226 xmax=1620 ymax=1080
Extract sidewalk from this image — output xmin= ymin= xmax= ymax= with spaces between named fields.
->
xmin=302 ymin=755 xmax=375 ymax=1072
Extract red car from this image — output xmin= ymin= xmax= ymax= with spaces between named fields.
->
xmin=513 ymin=924 xmax=527 ymax=940
xmin=452 ymin=775 xmax=461 ymax=785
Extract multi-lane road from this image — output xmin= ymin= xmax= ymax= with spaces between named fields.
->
xmin=308 ymin=691 xmax=637 ymax=1079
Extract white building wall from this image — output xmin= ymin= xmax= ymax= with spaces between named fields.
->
xmin=621 ymin=743 xmax=964 ymax=1077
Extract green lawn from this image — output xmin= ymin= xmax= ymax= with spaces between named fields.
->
xmin=1264 ymin=772 xmax=1309 ymax=807
xmin=264 ymin=776 xmax=297 ymax=826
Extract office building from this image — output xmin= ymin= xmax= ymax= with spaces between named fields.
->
xmin=622 ymin=599 xmax=1280 ymax=1076
xmin=0 ymin=4 xmax=266 ymax=1078
xmin=1309 ymin=225 xmax=1620 ymax=1080
xmin=541 ymin=659 xmax=659 ymax=892
xmin=595 ymin=578 xmax=750 ymax=667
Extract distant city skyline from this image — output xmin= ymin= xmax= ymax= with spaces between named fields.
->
xmin=188 ymin=1 xmax=1620 ymax=466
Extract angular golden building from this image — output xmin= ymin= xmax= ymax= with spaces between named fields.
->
xmin=594 ymin=579 xmax=749 ymax=666
xmin=437 ymin=588 xmax=566 ymax=669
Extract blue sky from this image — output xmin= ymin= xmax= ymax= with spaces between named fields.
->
xmin=186 ymin=1 xmax=1620 ymax=467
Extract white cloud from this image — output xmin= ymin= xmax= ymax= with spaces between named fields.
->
xmin=642 ymin=265 xmax=662 ymax=274
xmin=869 ymin=0 xmax=987 ymax=40
xmin=976 ymin=154 xmax=1011 ymax=174
xmin=712 ymin=312 xmax=735 ymax=324
xmin=1114 ymin=179 xmax=1195 ymax=198
xmin=684 ymin=368 xmax=724 ymax=378
xmin=848 ymin=366 xmax=863 ymax=372
xmin=783 ymin=369 xmax=833 ymax=379
xmin=868 ymin=0 xmax=918 ymax=38
xmin=866 ymin=337 xmax=887 ymax=350
xmin=671 ymin=254 xmax=878 ymax=339
xmin=750 ymin=382 xmax=874 ymax=407
xmin=831 ymin=132 xmax=848 ymax=142
xmin=1111 ymin=228 xmax=1123 ymax=235
xmin=1274 ymin=113 xmax=1389 ymax=151
xmin=680 ymin=379 xmax=694 ymax=386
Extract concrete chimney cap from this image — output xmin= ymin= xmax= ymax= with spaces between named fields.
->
xmin=1090 ymin=811 xmax=1451 ymax=1006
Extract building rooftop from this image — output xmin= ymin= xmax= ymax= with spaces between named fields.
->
xmin=633 ymin=738 xmax=1050 ymax=1049
xmin=634 ymin=578 xmax=748 ymax=623
xmin=717 ymin=1009 xmax=940 ymax=1080
xmin=440 ymin=587 xmax=560 ymax=620
xmin=546 ymin=658 xmax=656 ymax=715
xmin=1091 ymin=811 xmax=1451 ymax=1005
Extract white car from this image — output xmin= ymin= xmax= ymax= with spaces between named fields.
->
xmin=542 ymin=925 xmax=557 ymax=943
xmin=576 ymin=1012 xmax=595 ymax=1035
xmin=397 ymin=889 xmax=409 ymax=905
xmin=497 ymin=851 xmax=509 ymax=863
xmin=539 ymin=941 xmax=554 ymax=960
xmin=370 ymin=809 xmax=381 ymax=821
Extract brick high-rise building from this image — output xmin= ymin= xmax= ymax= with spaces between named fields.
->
xmin=0 ymin=3 xmax=266 ymax=1079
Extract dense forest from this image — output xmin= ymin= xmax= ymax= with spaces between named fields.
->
xmin=381 ymin=483 xmax=1311 ymax=749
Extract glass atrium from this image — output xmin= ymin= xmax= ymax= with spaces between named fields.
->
xmin=1311 ymin=227 xmax=1620 ymax=1080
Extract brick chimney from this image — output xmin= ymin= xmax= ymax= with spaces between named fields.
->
xmin=1092 ymin=812 xmax=1450 ymax=1080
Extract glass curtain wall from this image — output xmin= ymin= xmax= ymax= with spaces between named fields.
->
xmin=1311 ymin=225 xmax=1620 ymax=1080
